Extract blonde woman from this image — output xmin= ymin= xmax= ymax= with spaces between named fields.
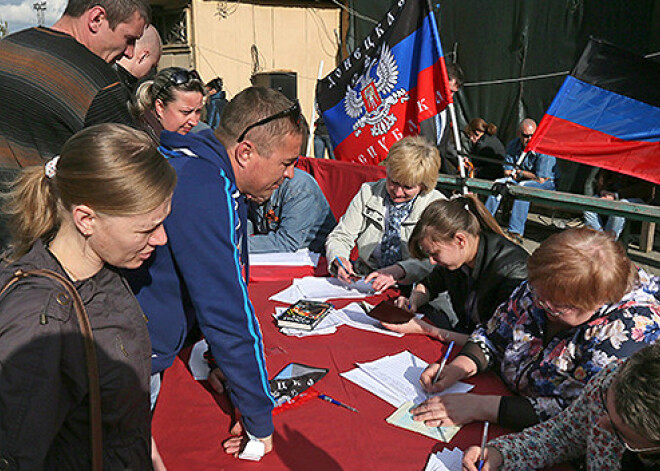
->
xmin=326 ymin=136 xmax=445 ymax=291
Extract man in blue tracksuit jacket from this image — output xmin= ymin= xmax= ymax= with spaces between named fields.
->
xmin=128 ymin=87 xmax=304 ymax=458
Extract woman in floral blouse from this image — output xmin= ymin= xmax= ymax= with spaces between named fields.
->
xmin=462 ymin=342 xmax=660 ymax=471
xmin=411 ymin=228 xmax=660 ymax=431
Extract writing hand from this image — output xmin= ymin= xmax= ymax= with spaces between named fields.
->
xmin=419 ymin=361 xmax=466 ymax=393
xmin=334 ymin=257 xmax=357 ymax=283
xmin=393 ymin=296 xmax=414 ymax=312
xmin=381 ymin=317 xmax=431 ymax=336
xmin=462 ymin=445 xmax=503 ymax=471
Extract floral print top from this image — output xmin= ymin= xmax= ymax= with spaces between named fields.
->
xmin=489 ymin=362 xmax=624 ymax=471
xmin=468 ymin=270 xmax=660 ymax=421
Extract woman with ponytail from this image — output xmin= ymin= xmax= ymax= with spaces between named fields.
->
xmin=132 ymin=67 xmax=206 ymax=143
xmin=0 ymin=124 xmax=177 ymax=469
xmin=410 ymin=227 xmax=660 ymax=432
xmin=387 ymin=193 xmax=528 ymax=345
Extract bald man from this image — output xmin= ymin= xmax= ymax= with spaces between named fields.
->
xmin=116 ymin=24 xmax=162 ymax=94
xmin=485 ymin=118 xmax=559 ymax=242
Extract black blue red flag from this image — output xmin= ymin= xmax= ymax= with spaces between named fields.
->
xmin=528 ymin=38 xmax=660 ymax=185
xmin=316 ymin=0 xmax=452 ymax=164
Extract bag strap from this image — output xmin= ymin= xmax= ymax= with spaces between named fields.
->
xmin=0 ymin=269 xmax=103 ymax=471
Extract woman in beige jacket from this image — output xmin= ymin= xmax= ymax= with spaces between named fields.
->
xmin=326 ymin=136 xmax=445 ymax=292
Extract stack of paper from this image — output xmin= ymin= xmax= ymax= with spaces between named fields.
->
xmin=275 ymin=302 xmax=411 ymax=338
xmin=270 ymin=276 xmax=376 ymax=303
xmin=341 ymin=350 xmax=474 ymax=407
xmin=341 ymin=351 xmax=474 ymax=442
xmin=249 ymin=249 xmax=321 ymax=267
xmin=424 ymin=448 xmax=464 ymax=471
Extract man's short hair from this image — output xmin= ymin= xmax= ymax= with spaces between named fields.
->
xmin=64 ymin=0 xmax=151 ymax=28
xmin=216 ymin=86 xmax=305 ymax=156
xmin=614 ymin=342 xmax=660 ymax=443
xmin=447 ymin=63 xmax=464 ymax=88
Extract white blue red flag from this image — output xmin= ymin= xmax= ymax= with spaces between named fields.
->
xmin=316 ymin=0 xmax=452 ymax=164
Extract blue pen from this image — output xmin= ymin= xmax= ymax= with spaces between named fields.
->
xmin=432 ymin=340 xmax=455 ymax=384
xmin=477 ymin=421 xmax=490 ymax=471
xmin=318 ymin=393 xmax=359 ymax=412
xmin=334 ymin=256 xmax=350 ymax=274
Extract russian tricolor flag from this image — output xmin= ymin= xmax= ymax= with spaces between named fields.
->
xmin=316 ymin=0 xmax=452 ymax=164
xmin=528 ymin=38 xmax=660 ymax=184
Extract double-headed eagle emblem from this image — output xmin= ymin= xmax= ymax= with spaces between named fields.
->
xmin=344 ymin=43 xmax=408 ymax=137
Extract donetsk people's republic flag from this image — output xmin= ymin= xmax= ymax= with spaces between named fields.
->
xmin=316 ymin=0 xmax=452 ymax=164
xmin=528 ymin=38 xmax=660 ymax=185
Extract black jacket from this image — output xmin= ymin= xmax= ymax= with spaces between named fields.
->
xmin=422 ymin=231 xmax=528 ymax=332
xmin=0 ymin=241 xmax=151 ymax=470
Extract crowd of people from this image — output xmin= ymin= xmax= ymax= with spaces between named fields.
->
xmin=0 ymin=1 xmax=658 ymax=470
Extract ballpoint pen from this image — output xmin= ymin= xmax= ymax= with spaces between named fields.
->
xmin=318 ymin=394 xmax=359 ymax=412
xmin=432 ymin=340 xmax=455 ymax=384
xmin=477 ymin=421 xmax=490 ymax=471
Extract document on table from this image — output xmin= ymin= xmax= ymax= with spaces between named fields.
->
xmin=341 ymin=350 xmax=474 ymax=407
xmin=386 ymin=400 xmax=460 ymax=442
xmin=341 ymin=351 xmax=473 ymax=442
xmin=269 ymin=276 xmax=376 ymax=303
xmin=275 ymin=302 xmax=410 ymax=337
xmin=424 ymin=447 xmax=464 ymax=471
xmin=249 ymin=249 xmax=321 ymax=267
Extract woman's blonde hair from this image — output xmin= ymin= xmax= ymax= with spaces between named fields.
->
xmin=385 ymin=136 xmax=441 ymax=194
xmin=408 ymin=194 xmax=508 ymax=258
xmin=527 ymin=227 xmax=637 ymax=311
xmin=4 ymin=124 xmax=177 ymax=259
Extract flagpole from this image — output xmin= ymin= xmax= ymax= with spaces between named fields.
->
xmin=307 ymin=60 xmax=324 ymax=158
xmin=426 ymin=0 xmax=467 ymax=194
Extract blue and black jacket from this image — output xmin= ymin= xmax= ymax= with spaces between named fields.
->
xmin=128 ymin=129 xmax=275 ymax=438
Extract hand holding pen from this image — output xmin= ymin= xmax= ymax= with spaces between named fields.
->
xmin=462 ymin=436 xmax=503 ymax=471
xmin=419 ymin=341 xmax=462 ymax=393
xmin=333 ymin=256 xmax=358 ymax=284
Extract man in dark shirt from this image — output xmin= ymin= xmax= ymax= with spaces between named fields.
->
xmin=0 ymin=0 xmax=149 ymax=250
xmin=0 ymin=0 xmax=150 ymax=168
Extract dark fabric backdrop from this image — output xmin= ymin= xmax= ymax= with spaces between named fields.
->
xmin=345 ymin=0 xmax=660 ymax=192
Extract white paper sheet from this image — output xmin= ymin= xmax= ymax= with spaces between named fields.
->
xmin=425 ymin=447 xmax=464 ymax=471
xmin=269 ymin=276 xmax=375 ymax=303
xmin=188 ymin=339 xmax=211 ymax=380
xmin=249 ymin=249 xmax=321 ymax=266
xmin=340 ymin=351 xmax=474 ymax=407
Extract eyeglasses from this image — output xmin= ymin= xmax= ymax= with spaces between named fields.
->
xmin=528 ymin=284 xmax=568 ymax=318
xmin=521 ymin=133 xmax=534 ymax=139
xmin=237 ymin=100 xmax=302 ymax=143
xmin=599 ymin=387 xmax=660 ymax=455
xmin=155 ymin=69 xmax=201 ymax=100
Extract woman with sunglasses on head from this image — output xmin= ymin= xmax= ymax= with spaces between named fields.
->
xmin=410 ymin=228 xmax=660 ymax=432
xmin=383 ymin=195 xmax=528 ymax=345
xmin=0 ymin=124 xmax=176 ymax=469
xmin=131 ymin=67 xmax=206 ymax=143
xmin=463 ymin=342 xmax=660 ymax=471
xmin=326 ymin=136 xmax=445 ymax=292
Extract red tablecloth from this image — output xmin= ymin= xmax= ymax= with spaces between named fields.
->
xmin=152 ymin=277 xmax=571 ymax=471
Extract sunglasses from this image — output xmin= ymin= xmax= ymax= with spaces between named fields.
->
xmin=521 ymin=133 xmax=534 ymax=139
xmin=155 ymin=69 xmax=201 ymax=100
xmin=599 ymin=387 xmax=660 ymax=455
xmin=237 ymin=100 xmax=301 ymax=143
